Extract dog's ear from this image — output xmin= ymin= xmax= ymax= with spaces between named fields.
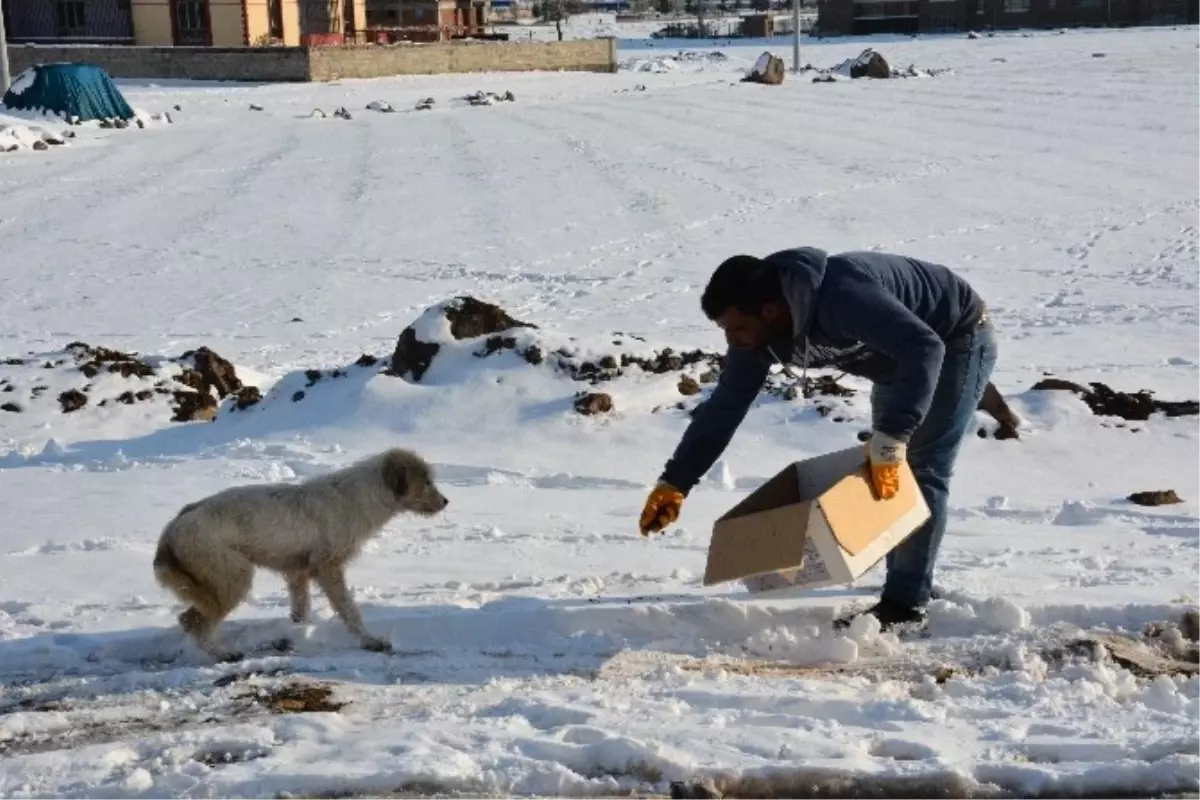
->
xmin=383 ymin=456 xmax=408 ymax=498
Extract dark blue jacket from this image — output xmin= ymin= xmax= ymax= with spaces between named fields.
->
xmin=659 ymin=247 xmax=985 ymax=494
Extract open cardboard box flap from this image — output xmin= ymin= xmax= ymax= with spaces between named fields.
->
xmin=703 ymin=446 xmax=925 ymax=586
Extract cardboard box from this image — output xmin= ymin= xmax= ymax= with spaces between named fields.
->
xmin=702 ymin=445 xmax=931 ymax=593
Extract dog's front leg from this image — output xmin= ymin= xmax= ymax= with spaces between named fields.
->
xmin=286 ymin=571 xmax=311 ymax=623
xmin=313 ymin=562 xmax=391 ymax=653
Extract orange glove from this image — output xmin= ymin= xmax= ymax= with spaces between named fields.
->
xmin=866 ymin=432 xmax=906 ymax=500
xmin=639 ymin=481 xmax=684 ymax=536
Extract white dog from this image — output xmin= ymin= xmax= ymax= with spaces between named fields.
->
xmin=153 ymin=447 xmax=448 ymax=661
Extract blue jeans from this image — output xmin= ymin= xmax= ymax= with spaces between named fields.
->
xmin=870 ymin=320 xmax=998 ymax=609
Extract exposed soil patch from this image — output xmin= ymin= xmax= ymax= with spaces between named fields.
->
xmin=115 ymin=389 xmax=154 ymax=405
xmin=234 ymin=386 xmax=263 ymax=410
xmin=678 ymin=375 xmax=702 ymax=396
xmin=574 ymin=392 xmax=614 ymax=416
xmin=1033 ymin=378 xmax=1199 ymax=421
xmin=2 ymin=342 xmax=255 ymax=423
xmin=172 ymin=390 xmax=218 ymax=422
xmin=1076 ymin=631 xmax=1199 ymax=678
xmin=179 ymin=346 xmax=242 ymax=399
xmin=978 ymin=382 xmax=1021 ymax=439
xmin=445 ymin=297 xmax=535 ymax=339
xmin=1128 ymin=490 xmax=1183 ymax=507
xmin=240 ymin=682 xmax=346 ymax=714
xmin=392 ymin=330 xmax=444 ymax=381
xmin=392 ymin=297 xmax=538 ymax=381
xmin=58 ymin=389 xmax=87 ymax=413
xmin=67 ymin=342 xmax=155 ymax=380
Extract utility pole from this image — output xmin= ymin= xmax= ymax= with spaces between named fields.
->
xmin=791 ymin=0 xmax=800 ymax=73
xmin=0 ymin=0 xmax=11 ymax=94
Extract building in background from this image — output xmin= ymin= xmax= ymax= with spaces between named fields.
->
xmin=0 ymin=0 xmax=368 ymax=45
xmin=363 ymin=0 xmax=491 ymax=39
xmin=816 ymin=0 xmax=1197 ymax=34
xmin=489 ymin=0 xmax=534 ymax=19
xmin=1 ymin=0 xmax=136 ymax=43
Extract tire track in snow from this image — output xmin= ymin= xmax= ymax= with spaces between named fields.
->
xmin=525 ymin=98 xmax=764 ymax=209
xmin=501 ymin=104 xmax=691 ymax=229
xmin=716 ymin=78 xmax=1189 ymax=203
xmin=0 ymin=133 xmax=224 ymax=244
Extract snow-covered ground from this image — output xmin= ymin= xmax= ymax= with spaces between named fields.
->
xmin=1 ymin=25 xmax=1198 ymax=799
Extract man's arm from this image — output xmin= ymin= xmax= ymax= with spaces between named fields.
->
xmin=660 ymin=346 xmax=771 ymax=494
xmin=821 ymin=274 xmax=945 ymax=440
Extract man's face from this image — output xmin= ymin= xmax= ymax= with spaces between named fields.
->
xmin=715 ymin=303 xmax=787 ymax=350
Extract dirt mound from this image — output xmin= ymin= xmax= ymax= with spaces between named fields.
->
xmin=0 ymin=342 xmax=252 ymax=424
xmin=815 ymin=49 xmax=950 ymax=83
xmin=390 ymin=297 xmax=1025 ymax=432
xmin=1032 ymin=378 xmax=1199 ymax=421
xmin=171 ymin=390 xmax=218 ymax=422
xmin=178 ymin=347 xmax=242 ymax=399
xmin=743 ymin=52 xmax=786 ymax=85
xmin=391 ymin=296 xmax=537 ymax=381
xmin=248 ymin=355 xmax=388 ymax=412
xmin=553 ymin=347 xmax=719 ymax=386
xmin=67 ymin=342 xmax=155 ymax=380
xmin=1127 ymin=490 xmax=1182 ymax=506
xmin=233 ymin=386 xmax=263 ymax=410
xmin=846 ymin=48 xmax=891 ymax=78
xmin=58 ymin=389 xmax=87 ymax=413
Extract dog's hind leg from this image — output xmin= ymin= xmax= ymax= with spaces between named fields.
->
xmin=312 ymin=561 xmax=391 ymax=653
xmin=179 ymin=607 xmax=243 ymax=662
xmin=286 ymin=571 xmax=311 ymax=623
xmin=182 ymin=550 xmax=254 ymax=662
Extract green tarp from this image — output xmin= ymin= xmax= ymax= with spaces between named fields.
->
xmin=2 ymin=63 xmax=136 ymax=122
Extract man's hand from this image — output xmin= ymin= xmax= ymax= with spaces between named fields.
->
xmin=639 ymin=482 xmax=684 ymax=536
xmin=866 ymin=432 xmax=907 ymax=500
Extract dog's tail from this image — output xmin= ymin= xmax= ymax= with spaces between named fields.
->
xmin=153 ymin=519 xmax=222 ymax=619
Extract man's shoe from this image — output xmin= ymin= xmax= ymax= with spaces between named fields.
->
xmin=834 ymin=598 xmax=926 ymax=632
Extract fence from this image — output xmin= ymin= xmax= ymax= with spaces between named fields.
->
xmin=4 ymin=0 xmax=135 ymax=42
xmin=5 ymin=37 xmax=617 ymax=81
xmin=651 ymin=16 xmax=801 ymax=36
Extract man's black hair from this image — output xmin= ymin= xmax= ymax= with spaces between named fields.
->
xmin=700 ymin=255 xmax=784 ymax=321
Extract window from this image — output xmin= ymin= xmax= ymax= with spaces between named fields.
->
xmin=1003 ymin=0 xmax=1029 ymax=12
xmin=54 ymin=0 xmax=87 ymax=36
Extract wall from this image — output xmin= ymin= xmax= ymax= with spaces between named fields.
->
xmin=280 ymin=0 xmax=303 ymax=44
xmin=132 ymin=2 xmax=176 ymax=45
xmin=210 ymin=0 xmax=250 ymax=44
xmin=820 ymin=0 xmax=1195 ymax=31
xmin=307 ymin=37 xmax=617 ymax=78
xmin=5 ymin=38 xmax=617 ymax=83
xmin=6 ymin=43 xmax=312 ymax=80
xmin=245 ymin=0 xmax=274 ymax=42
